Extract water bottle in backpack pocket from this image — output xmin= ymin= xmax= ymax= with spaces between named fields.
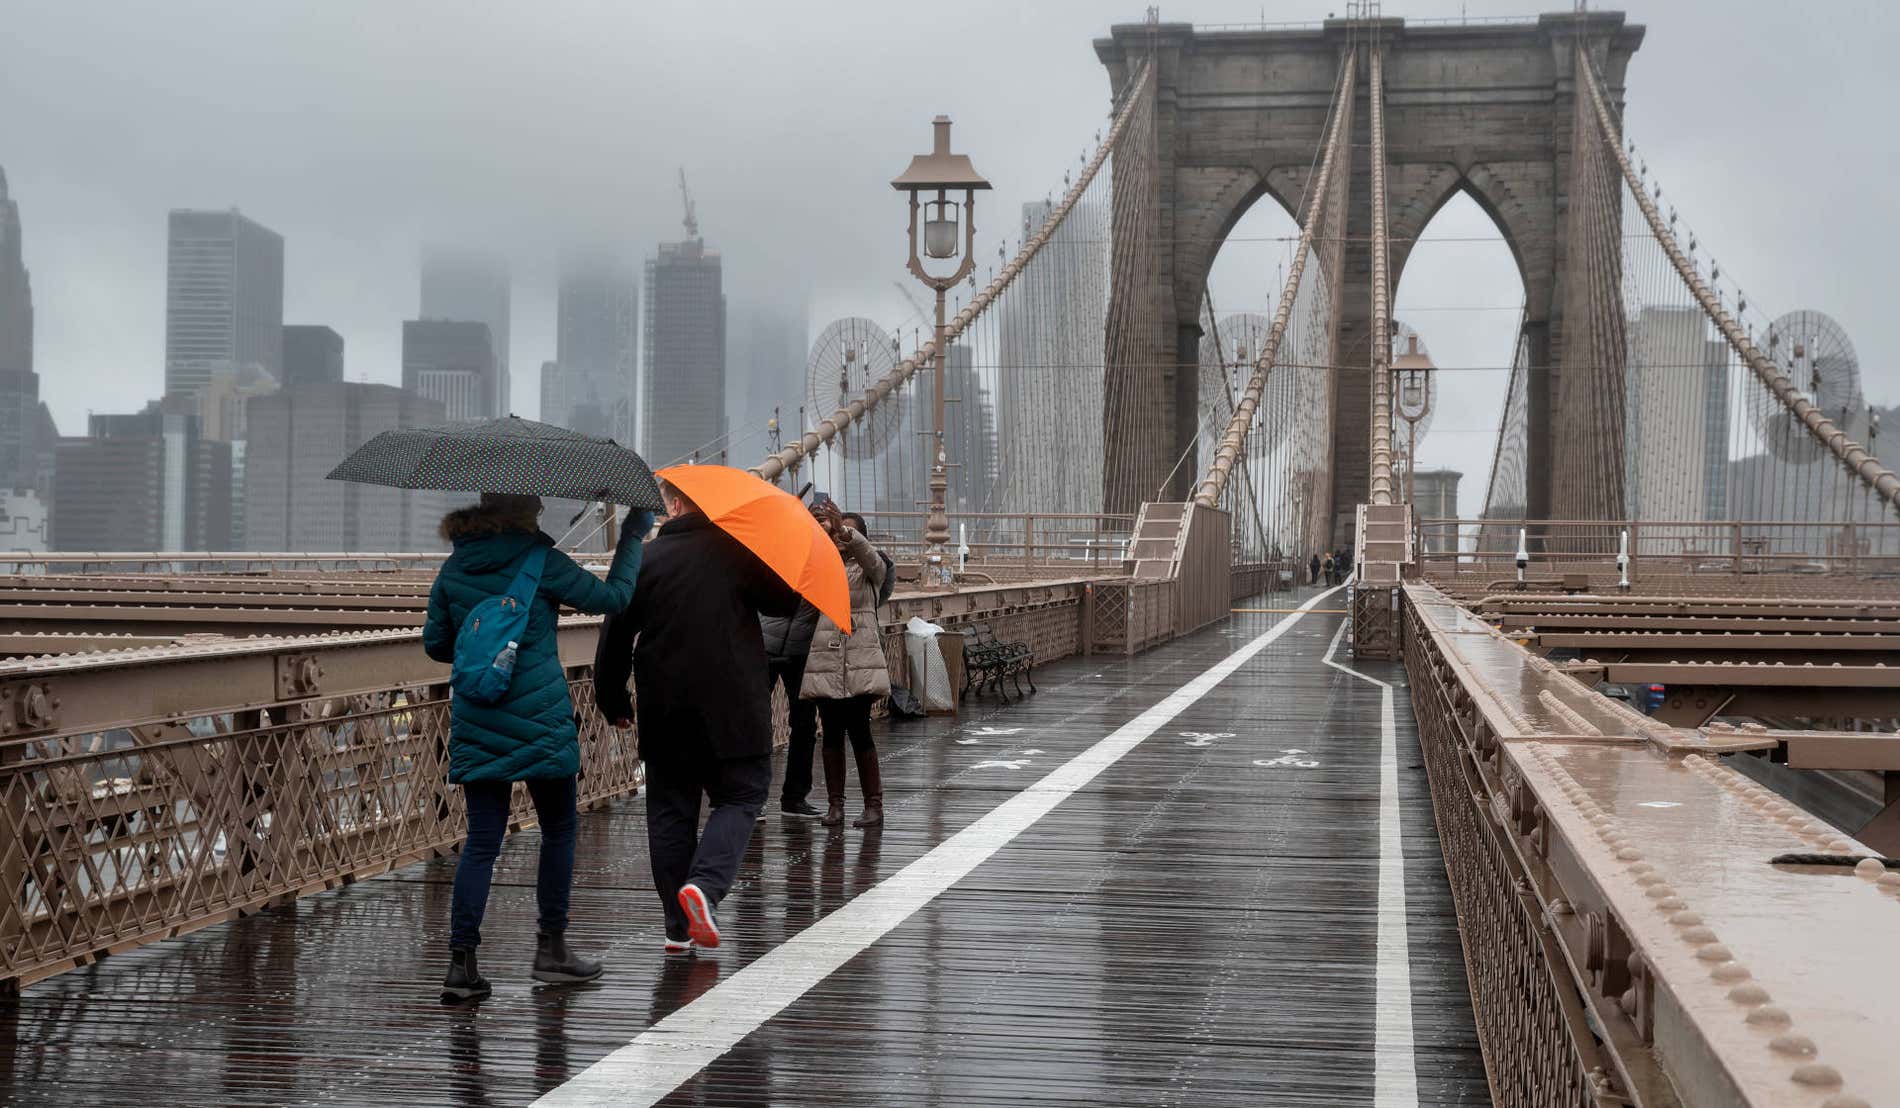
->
xmin=450 ymin=546 xmax=548 ymax=705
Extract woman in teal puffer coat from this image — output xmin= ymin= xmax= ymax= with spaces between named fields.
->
xmin=422 ymin=493 xmax=649 ymax=1002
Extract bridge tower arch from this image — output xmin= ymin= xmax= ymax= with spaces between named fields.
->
xmin=1096 ymin=11 xmax=1643 ymax=539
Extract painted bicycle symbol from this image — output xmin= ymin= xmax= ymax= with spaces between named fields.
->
xmin=1253 ymin=749 xmax=1320 ymax=768
xmin=1180 ymin=731 xmax=1235 ymax=748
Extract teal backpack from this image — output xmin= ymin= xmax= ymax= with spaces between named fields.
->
xmin=450 ymin=545 xmax=549 ymax=705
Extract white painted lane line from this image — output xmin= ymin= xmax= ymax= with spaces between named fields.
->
xmin=534 ymin=586 xmax=1346 ymax=1108
xmin=1323 ymin=619 xmax=1419 ymax=1108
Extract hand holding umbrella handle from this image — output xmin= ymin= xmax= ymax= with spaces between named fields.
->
xmin=623 ymin=509 xmax=656 ymax=542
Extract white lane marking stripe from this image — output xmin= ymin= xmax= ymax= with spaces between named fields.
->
xmin=535 ymin=586 xmax=1346 ymax=1107
xmin=1323 ymin=619 xmax=1419 ymax=1108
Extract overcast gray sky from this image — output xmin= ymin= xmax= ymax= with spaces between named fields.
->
xmin=4 ymin=0 xmax=1895 ymax=515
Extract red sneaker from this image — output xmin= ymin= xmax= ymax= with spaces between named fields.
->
xmin=678 ymin=883 xmax=720 ymax=949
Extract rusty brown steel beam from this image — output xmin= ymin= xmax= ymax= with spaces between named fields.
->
xmin=1561 ymin=659 xmax=1900 ymax=689
xmin=0 ymin=633 xmax=192 ymax=656
xmin=1534 ymin=631 xmax=1900 ymax=652
xmin=0 ymin=574 xmax=435 ymax=597
xmin=0 ymin=588 xmax=429 ymax=610
xmin=1479 ymin=594 xmax=1900 ymax=616
xmin=1502 ymin=613 xmax=1900 ymax=634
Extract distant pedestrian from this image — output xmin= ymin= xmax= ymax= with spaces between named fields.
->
xmin=594 ymin=479 xmax=800 ymax=955
xmin=802 ymin=504 xmax=894 ymax=828
xmin=1339 ymin=546 xmax=1354 ymax=582
xmin=423 ymin=494 xmax=648 ymax=1002
xmin=1308 ymin=552 xmax=1321 ymax=586
xmin=1322 ymin=551 xmax=1337 ymax=587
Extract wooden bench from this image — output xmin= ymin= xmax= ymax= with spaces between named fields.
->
xmin=960 ymin=622 xmax=1036 ymax=702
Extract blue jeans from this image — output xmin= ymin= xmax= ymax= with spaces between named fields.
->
xmin=449 ymin=775 xmax=577 ymax=949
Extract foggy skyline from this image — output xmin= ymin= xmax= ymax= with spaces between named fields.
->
xmin=3 ymin=0 xmax=1897 ymax=502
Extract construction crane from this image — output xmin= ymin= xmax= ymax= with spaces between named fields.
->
xmin=678 ymin=167 xmax=698 ymax=241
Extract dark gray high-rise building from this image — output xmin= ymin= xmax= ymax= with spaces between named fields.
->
xmin=641 ymin=238 xmax=725 ymax=465
xmin=282 ymin=325 xmax=344 ymax=386
xmin=421 ymin=247 xmax=511 ymax=415
xmin=164 ymin=209 xmax=284 ymax=401
xmin=726 ymin=297 xmax=805 ymax=456
xmin=0 ymin=167 xmax=54 ymax=498
xmin=554 ymin=254 xmax=638 ymax=441
xmin=0 ymin=167 xmax=30 ymax=376
xmin=52 ymin=405 xmax=232 ymax=551
xmin=402 ymin=320 xmax=496 ymax=423
xmin=244 ymin=383 xmax=448 ymax=551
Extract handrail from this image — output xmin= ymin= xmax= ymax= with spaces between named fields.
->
xmin=1577 ymin=51 xmax=1900 ymax=517
xmin=752 ymin=59 xmax=1156 ymax=483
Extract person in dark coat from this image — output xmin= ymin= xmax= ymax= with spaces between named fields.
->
xmin=1308 ymin=552 xmax=1321 ymax=586
xmin=1322 ymin=551 xmax=1336 ymax=587
xmin=761 ymin=598 xmax=823 ymax=817
xmin=422 ymin=493 xmax=648 ymax=1002
xmin=594 ymin=479 xmax=799 ymax=954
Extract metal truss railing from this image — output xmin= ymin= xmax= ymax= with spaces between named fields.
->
xmin=0 ymin=577 xmax=1116 ymax=991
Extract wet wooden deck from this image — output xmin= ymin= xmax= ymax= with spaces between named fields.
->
xmin=2 ymin=587 xmax=1488 ymax=1107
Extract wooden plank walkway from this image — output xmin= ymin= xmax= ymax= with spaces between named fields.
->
xmin=1 ymin=587 xmax=1488 ymax=1107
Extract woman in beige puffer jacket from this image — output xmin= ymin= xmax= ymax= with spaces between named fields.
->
xmin=800 ymin=506 xmax=892 ymax=827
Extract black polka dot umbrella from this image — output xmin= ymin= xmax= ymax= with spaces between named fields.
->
xmin=325 ymin=416 xmax=664 ymax=509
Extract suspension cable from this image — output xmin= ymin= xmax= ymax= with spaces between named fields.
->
xmin=1577 ymin=50 xmax=1900 ymax=516
xmin=1367 ymin=41 xmax=1394 ymax=506
xmin=752 ymin=58 xmax=1156 ymax=483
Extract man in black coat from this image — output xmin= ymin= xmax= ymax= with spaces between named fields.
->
xmin=595 ymin=481 xmax=799 ymax=953
xmin=760 ymin=599 xmax=822 ymax=817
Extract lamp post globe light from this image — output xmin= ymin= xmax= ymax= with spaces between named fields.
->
xmin=1392 ymin=332 xmax=1434 ymax=507
xmin=892 ymin=115 xmax=990 ymax=584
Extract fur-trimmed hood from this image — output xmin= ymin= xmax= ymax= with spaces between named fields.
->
xmin=440 ymin=503 xmax=540 ymax=542
xmin=439 ymin=506 xmax=549 ymax=572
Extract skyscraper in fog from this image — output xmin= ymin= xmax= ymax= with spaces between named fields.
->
xmin=282 ymin=324 xmax=344 ymax=386
xmin=244 ymin=383 xmax=448 ymax=551
xmin=164 ymin=208 xmax=284 ymax=400
xmin=0 ymin=167 xmax=30 ymax=377
xmin=554 ymin=254 xmax=638 ymax=441
xmin=641 ymin=238 xmax=725 ymax=465
xmin=1626 ymin=305 xmax=1730 ymax=523
xmin=53 ymin=405 xmax=232 ymax=551
xmin=0 ymin=166 xmax=55 ymax=499
xmin=420 ymin=247 xmax=511 ymax=415
xmin=402 ymin=320 xmax=496 ymax=423
xmin=726 ymin=296 xmax=805 ymax=456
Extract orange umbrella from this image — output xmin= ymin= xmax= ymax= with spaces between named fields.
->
xmin=655 ymin=464 xmax=852 ymax=634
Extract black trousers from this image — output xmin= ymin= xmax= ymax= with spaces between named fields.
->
xmin=815 ymin=695 xmax=875 ymax=754
xmin=643 ymin=749 xmax=771 ymax=940
xmin=768 ymin=656 xmax=820 ymax=804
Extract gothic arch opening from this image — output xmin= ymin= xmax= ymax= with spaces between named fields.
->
xmin=1392 ymin=188 xmax=1528 ymax=529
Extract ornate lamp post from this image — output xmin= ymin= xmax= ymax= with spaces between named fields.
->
xmin=893 ymin=115 xmax=990 ymax=584
xmin=1393 ymin=333 xmax=1434 ymax=508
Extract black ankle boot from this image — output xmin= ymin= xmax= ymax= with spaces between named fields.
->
xmin=532 ymin=931 xmax=604 ymax=984
xmin=441 ymin=947 xmax=491 ymax=1002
